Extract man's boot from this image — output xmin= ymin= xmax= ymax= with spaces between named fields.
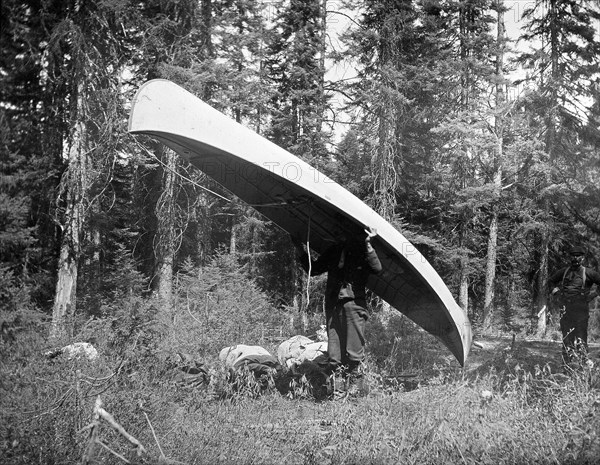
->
xmin=346 ymin=362 xmax=368 ymax=397
xmin=330 ymin=368 xmax=347 ymax=400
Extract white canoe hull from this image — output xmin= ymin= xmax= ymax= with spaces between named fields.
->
xmin=128 ymin=79 xmax=472 ymax=366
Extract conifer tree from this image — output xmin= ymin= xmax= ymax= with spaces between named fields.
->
xmin=517 ymin=0 xmax=600 ymax=315
xmin=248 ymin=0 xmax=332 ymax=315
xmin=0 ymin=0 xmax=145 ymax=339
xmin=50 ymin=1 xmax=146 ymax=340
xmin=339 ymin=1 xmax=534 ymax=328
xmin=264 ymin=0 xmax=330 ymax=158
xmin=443 ymin=0 xmax=496 ymax=315
xmin=0 ymin=0 xmax=58 ymax=316
xmin=133 ymin=0 xmax=279 ymax=305
xmin=482 ymin=0 xmax=509 ymax=330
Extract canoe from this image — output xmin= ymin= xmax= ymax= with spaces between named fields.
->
xmin=128 ymin=79 xmax=472 ymax=366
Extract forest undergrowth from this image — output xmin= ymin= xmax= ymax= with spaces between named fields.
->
xmin=1 ymin=256 xmax=599 ymax=465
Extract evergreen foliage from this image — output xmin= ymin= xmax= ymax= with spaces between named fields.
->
xmin=0 ymin=0 xmax=598 ymax=341
xmin=264 ymin=0 xmax=331 ymax=157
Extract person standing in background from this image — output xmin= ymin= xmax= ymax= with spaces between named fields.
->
xmin=549 ymin=245 xmax=600 ymax=365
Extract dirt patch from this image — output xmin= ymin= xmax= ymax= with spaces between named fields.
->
xmin=465 ymin=335 xmax=600 ymax=376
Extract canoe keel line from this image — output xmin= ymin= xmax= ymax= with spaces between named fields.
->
xmin=129 ymin=79 xmax=472 ymax=366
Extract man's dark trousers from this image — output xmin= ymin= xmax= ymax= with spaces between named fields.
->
xmin=326 ymin=300 xmax=368 ymax=370
xmin=560 ymin=296 xmax=589 ymax=361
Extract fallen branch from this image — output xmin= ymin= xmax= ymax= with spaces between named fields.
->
xmin=144 ymin=411 xmax=165 ymax=459
xmin=80 ymin=396 xmax=146 ymax=464
xmin=81 ymin=397 xmax=102 ymax=465
xmin=143 ymin=411 xmax=188 ymax=465
xmin=97 ymin=402 xmax=146 ymax=456
xmin=96 ymin=440 xmax=131 ymax=464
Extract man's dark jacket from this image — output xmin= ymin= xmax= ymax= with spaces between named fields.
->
xmin=549 ymin=265 xmax=600 ymax=305
xmin=299 ymin=242 xmax=382 ymax=309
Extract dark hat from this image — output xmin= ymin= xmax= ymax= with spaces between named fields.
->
xmin=569 ymin=246 xmax=585 ymax=255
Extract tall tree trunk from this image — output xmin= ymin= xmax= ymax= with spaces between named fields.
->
xmin=199 ymin=0 xmax=213 ymax=61
xmin=316 ymin=0 xmax=327 ymax=133
xmin=535 ymin=228 xmax=549 ymax=333
xmin=230 ymin=222 xmax=238 ymax=254
xmin=154 ymin=146 xmax=178 ymax=305
xmin=456 ymin=2 xmax=476 ymax=317
xmin=483 ymin=2 xmax=506 ymax=331
xmin=458 ymin=253 xmax=469 ymax=314
xmin=535 ymin=0 xmax=560 ymax=331
xmin=50 ymin=115 xmax=88 ymax=342
xmin=373 ymin=109 xmax=398 ymax=221
xmin=483 ymin=212 xmax=499 ymax=330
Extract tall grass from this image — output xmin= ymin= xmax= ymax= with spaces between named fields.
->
xmin=3 ymin=342 xmax=598 ymax=464
xmin=1 ymin=254 xmax=599 ymax=464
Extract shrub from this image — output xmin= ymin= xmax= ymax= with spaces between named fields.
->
xmin=77 ymin=244 xmax=147 ymax=317
xmin=162 ymin=253 xmax=296 ymax=359
xmin=0 ymin=266 xmax=46 ymax=332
